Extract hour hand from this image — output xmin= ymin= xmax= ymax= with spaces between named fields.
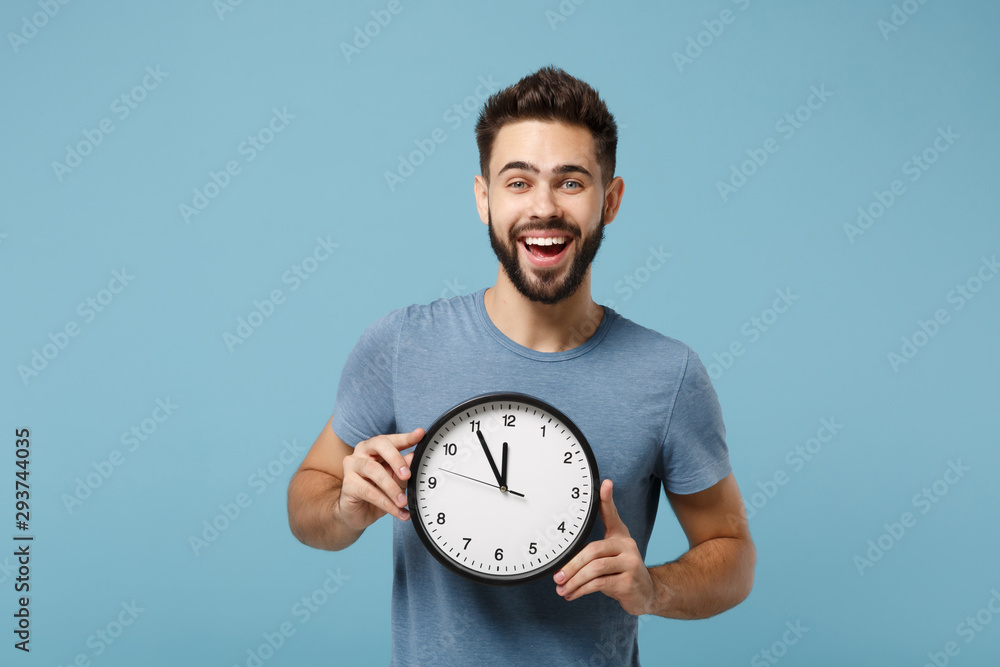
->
xmin=500 ymin=441 xmax=508 ymax=489
xmin=476 ymin=430 xmax=503 ymax=488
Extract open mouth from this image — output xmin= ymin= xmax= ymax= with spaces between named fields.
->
xmin=521 ymin=235 xmax=569 ymax=262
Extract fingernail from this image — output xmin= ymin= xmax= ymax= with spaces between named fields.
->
xmin=555 ymin=585 xmax=565 ymax=595
xmin=399 ymin=509 xmax=410 ymax=520
xmin=396 ymin=493 xmax=407 ymax=505
xmin=399 ymin=466 xmax=410 ymax=477
xmin=554 ymin=571 xmax=565 ymax=584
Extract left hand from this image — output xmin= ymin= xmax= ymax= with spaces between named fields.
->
xmin=554 ymin=479 xmax=658 ymax=615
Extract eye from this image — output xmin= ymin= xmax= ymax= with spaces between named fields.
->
xmin=561 ymin=180 xmax=583 ymax=190
xmin=508 ymin=180 xmax=528 ymax=190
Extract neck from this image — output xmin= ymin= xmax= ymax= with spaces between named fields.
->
xmin=484 ymin=269 xmax=605 ymax=353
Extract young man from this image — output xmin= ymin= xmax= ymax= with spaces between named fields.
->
xmin=288 ymin=66 xmax=755 ymax=666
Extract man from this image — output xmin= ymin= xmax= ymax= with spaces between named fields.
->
xmin=288 ymin=66 xmax=755 ymax=665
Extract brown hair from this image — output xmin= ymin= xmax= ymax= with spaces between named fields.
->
xmin=475 ymin=66 xmax=618 ymax=186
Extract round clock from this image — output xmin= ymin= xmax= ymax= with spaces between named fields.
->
xmin=407 ymin=392 xmax=600 ymax=585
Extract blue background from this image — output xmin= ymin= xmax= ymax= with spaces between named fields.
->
xmin=2 ymin=1 xmax=998 ymax=665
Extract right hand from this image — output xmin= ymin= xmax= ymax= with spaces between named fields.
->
xmin=338 ymin=428 xmax=425 ymax=532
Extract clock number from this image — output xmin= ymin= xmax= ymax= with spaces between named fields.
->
xmin=428 ymin=476 xmax=437 ymax=489
xmin=563 ymin=451 xmax=572 ymax=464
xmin=463 ymin=537 xmax=472 ymax=549
xmin=494 ymin=548 xmax=504 ymax=561
xmin=469 ymin=420 xmax=481 ymax=433
xmin=436 ymin=512 xmax=446 ymax=525
xmin=557 ymin=521 xmax=566 ymax=533
xmin=571 ymin=487 xmax=580 ymax=499
xmin=540 ymin=425 xmax=546 ymax=437
xmin=444 ymin=443 xmax=457 ymax=456
xmin=502 ymin=414 xmax=516 ymax=427
xmin=528 ymin=542 xmax=537 ymax=555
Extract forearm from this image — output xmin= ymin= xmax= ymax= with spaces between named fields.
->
xmin=648 ymin=535 xmax=756 ymax=619
xmin=287 ymin=468 xmax=364 ymax=551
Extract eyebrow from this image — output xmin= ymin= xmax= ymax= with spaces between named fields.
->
xmin=497 ymin=161 xmax=593 ymax=179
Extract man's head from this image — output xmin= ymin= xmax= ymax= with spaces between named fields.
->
xmin=475 ymin=66 xmax=618 ymax=188
xmin=474 ymin=67 xmax=624 ymax=305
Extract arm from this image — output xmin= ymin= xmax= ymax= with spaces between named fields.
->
xmin=554 ymin=473 xmax=755 ymax=618
xmin=287 ymin=418 xmax=424 ymax=551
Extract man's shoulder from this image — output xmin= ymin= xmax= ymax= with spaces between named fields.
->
xmin=368 ymin=290 xmax=483 ymax=333
xmin=605 ymin=308 xmax=694 ymax=363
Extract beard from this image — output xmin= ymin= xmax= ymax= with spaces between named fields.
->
xmin=488 ymin=209 xmax=605 ymax=305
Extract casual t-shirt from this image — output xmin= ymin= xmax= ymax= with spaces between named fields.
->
xmin=332 ymin=289 xmax=731 ymax=666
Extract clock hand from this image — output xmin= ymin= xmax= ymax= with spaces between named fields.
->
xmin=500 ymin=441 xmax=508 ymax=489
xmin=439 ymin=468 xmax=525 ymax=498
xmin=476 ymin=429 xmax=504 ymax=489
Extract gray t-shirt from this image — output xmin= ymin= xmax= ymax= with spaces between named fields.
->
xmin=332 ymin=289 xmax=731 ymax=666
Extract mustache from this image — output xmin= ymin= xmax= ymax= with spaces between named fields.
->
xmin=508 ymin=220 xmax=582 ymax=240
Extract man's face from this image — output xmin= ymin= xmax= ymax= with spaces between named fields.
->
xmin=476 ymin=120 xmax=612 ymax=305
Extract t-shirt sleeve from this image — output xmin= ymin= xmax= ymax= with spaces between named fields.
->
xmin=659 ymin=347 xmax=732 ymax=494
xmin=330 ymin=309 xmax=404 ymax=447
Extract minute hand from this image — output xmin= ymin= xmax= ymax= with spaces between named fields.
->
xmin=476 ymin=430 xmax=504 ymax=488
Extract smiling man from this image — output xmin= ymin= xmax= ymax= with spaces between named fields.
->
xmin=288 ymin=66 xmax=755 ymax=666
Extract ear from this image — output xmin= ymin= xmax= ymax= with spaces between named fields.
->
xmin=474 ymin=174 xmax=490 ymax=225
xmin=601 ymin=176 xmax=625 ymax=226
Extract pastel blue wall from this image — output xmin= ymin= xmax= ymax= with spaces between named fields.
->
xmin=2 ymin=1 xmax=998 ymax=665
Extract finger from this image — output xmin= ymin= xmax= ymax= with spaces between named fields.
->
xmin=341 ymin=472 xmax=409 ymax=521
xmin=553 ymin=537 xmax=622 ymax=588
xmin=556 ymin=538 xmax=628 ymax=595
xmin=362 ymin=428 xmax=425 ymax=480
xmin=384 ymin=442 xmax=421 ymax=488
xmin=346 ymin=455 xmax=410 ymax=511
xmin=560 ymin=571 xmax=620 ymax=602
xmin=599 ymin=479 xmax=628 ymax=537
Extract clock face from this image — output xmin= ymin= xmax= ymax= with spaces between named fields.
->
xmin=407 ymin=392 xmax=599 ymax=585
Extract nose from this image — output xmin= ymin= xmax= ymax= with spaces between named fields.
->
xmin=527 ymin=184 xmax=561 ymax=220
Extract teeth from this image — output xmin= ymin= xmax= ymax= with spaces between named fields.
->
xmin=524 ymin=237 xmax=567 ymax=246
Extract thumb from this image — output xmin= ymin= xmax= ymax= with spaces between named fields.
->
xmin=599 ymin=479 xmax=628 ymax=538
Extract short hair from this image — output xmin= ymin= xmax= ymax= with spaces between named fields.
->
xmin=475 ymin=66 xmax=618 ymax=186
